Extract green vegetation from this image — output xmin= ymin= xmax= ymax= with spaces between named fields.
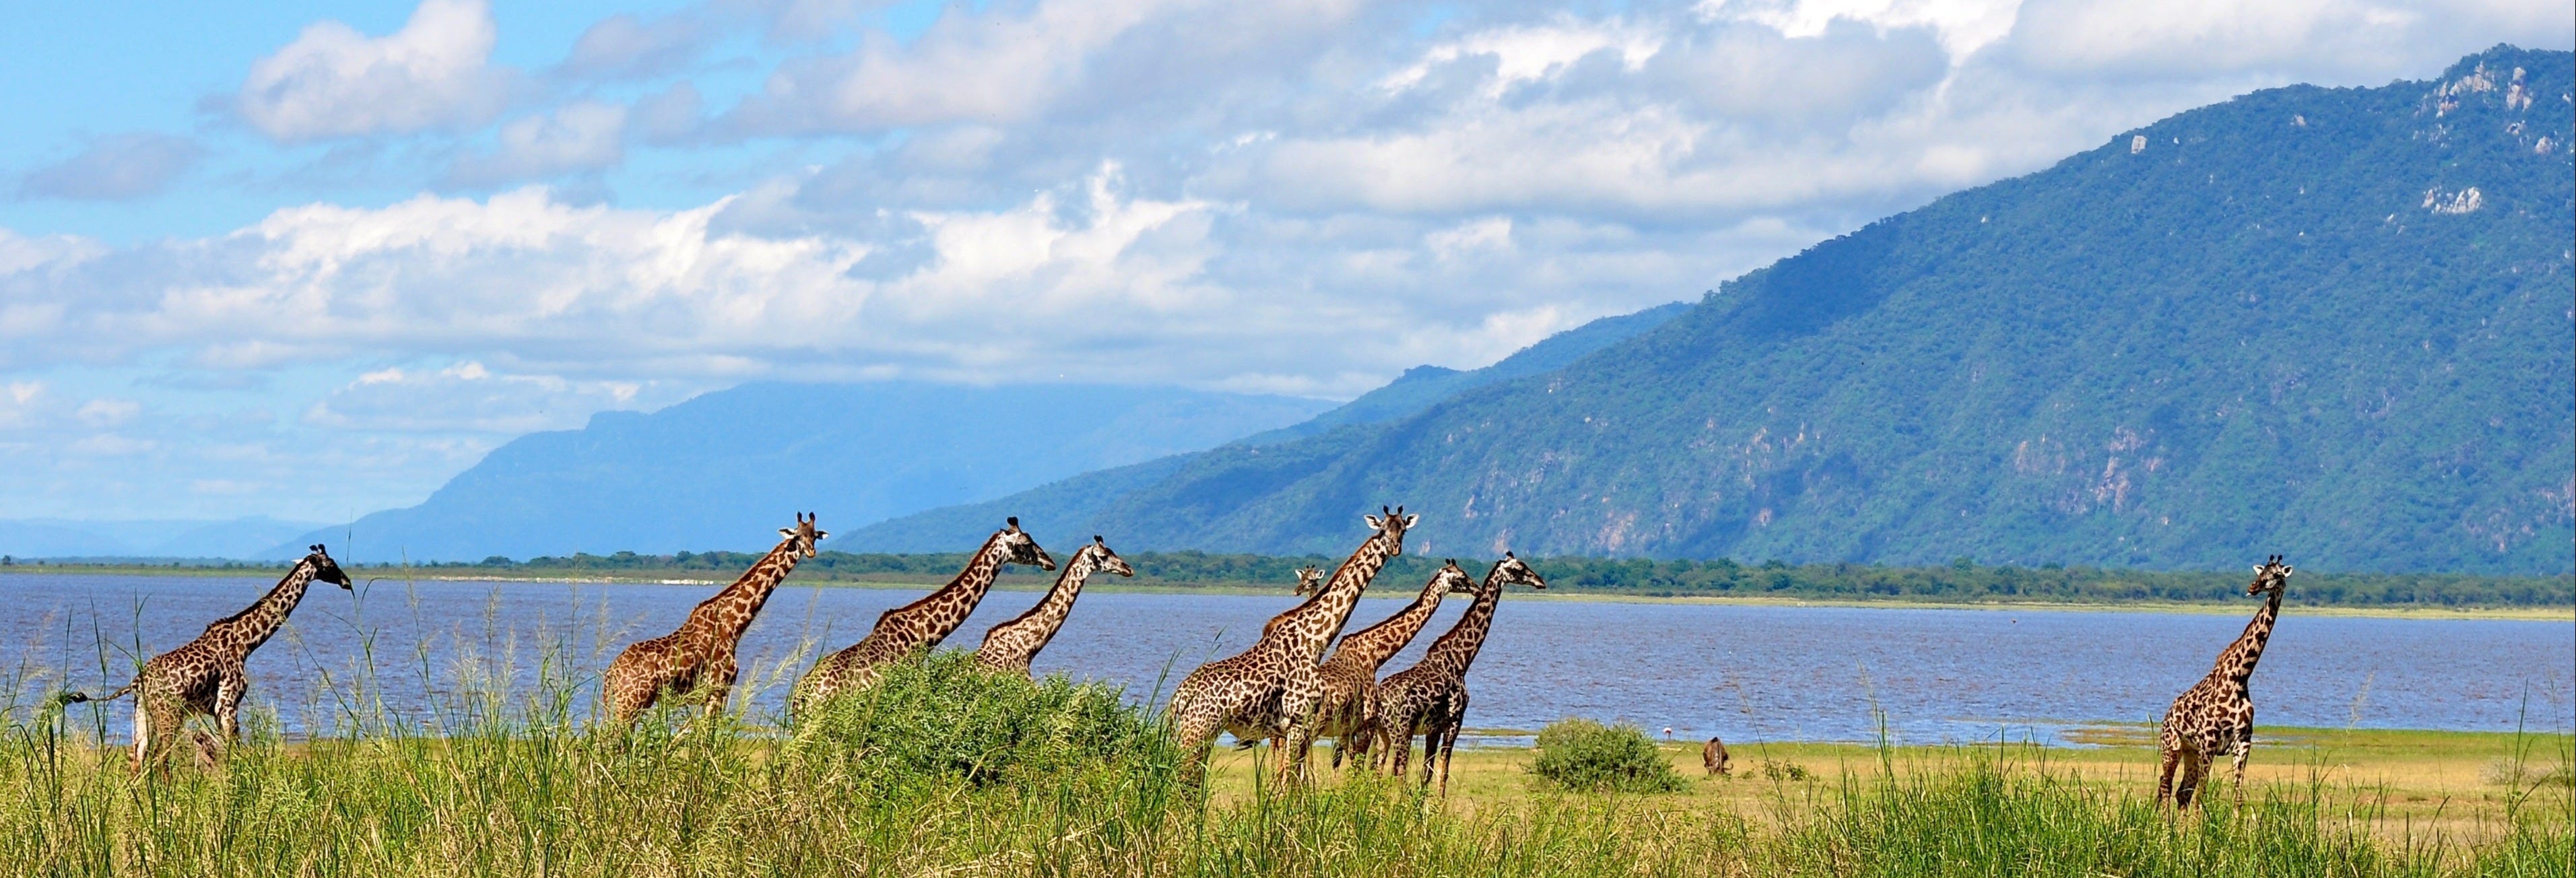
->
xmin=1529 ymin=719 xmax=1686 ymax=794
xmin=19 ymin=550 xmax=2569 ymax=610
xmin=1 ymin=653 xmax=2565 ymax=876
xmin=871 ymin=46 xmax=2573 ymax=576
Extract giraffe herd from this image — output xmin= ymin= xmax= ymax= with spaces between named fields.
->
xmin=58 ymin=510 xmax=2298 ymax=809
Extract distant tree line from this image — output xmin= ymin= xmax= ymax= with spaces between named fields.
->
xmin=402 ymin=550 xmax=2570 ymax=609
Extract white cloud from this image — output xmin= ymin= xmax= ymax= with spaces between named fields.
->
xmin=15 ymin=133 xmax=204 ymax=201
xmin=305 ymin=361 xmax=653 ymax=433
xmin=235 ymin=0 xmax=513 ymax=141
xmin=2004 ymin=0 xmax=2570 ymax=79
xmin=75 ymin=399 xmax=141 ymax=428
xmin=447 ymin=102 xmax=630 ymax=186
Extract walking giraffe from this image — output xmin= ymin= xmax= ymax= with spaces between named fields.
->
xmin=63 ymin=545 xmax=352 ymax=770
xmin=2158 ymin=554 xmax=2293 ymax=809
xmin=795 ymin=518 xmax=1053 ymax=710
xmin=973 ymin=535 xmax=1132 ymax=676
xmin=1368 ymin=552 xmax=1546 ymax=795
xmin=1166 ymin=506 xmax=1415 ymax=786
xmin=1313 ymin=560 xmax=1476 ymax=770
xmin=599 ymin=513 xmax=824 ymax=727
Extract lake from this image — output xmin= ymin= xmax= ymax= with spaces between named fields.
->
xmin=3 ymin=573 xmax=2569 ymax=746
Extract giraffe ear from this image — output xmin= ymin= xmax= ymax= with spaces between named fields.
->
xmin=781 ymin=529 xmax=796 ymax=539
xmin=1363 ymin=513 xmax=1384 ymax=529
xmin=2280 ymin=566 xmax=2293 ymax=576
xmin=1403 ymin=514 xmax=1420 ymax=528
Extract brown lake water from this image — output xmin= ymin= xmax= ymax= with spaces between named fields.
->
xmin=4 ymin=574 xmax=2569 ymax=745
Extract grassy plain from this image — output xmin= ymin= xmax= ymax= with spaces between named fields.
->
xmin=2 ymin=648 xmax=2567 ymax=877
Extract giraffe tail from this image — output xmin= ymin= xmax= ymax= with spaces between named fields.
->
xmin=58 ymin=682 xmax=135 ymax=705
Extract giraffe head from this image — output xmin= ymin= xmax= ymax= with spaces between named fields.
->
xmin=2247 ymin=554 xmax=2292 ymax=596
xmin=304 ymin=545 xmax=352 ymax=590
xmin=1434 ymin=560 xmax=1477 ymax=595
xmin=1361 ymin=505 xmax=1418 ymax=556
xmin=1488 ymin=551 xmax=1547 ymax=590
xmin=1292 ymin=565 xmax=1325 ymax=596
xmin=997 ymin=517 xmax=1056 ymax=570
xmin=1078 ymin=535 xmax=1134 ymax=578
xmin=779 ymin=512 xmax=828 ymax=558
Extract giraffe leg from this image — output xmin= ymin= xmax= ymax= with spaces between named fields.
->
xmin=701 ymin=656 xmax=739 ymax=721
xmin=2175 ymin=753 xmax=2208 ymax=809
xmin=213 ymin=669 xmax=246 ymax=749
xmin=1278 ymin=724 xmax=1318 ymax=787
xmin=2155 ymin=747 xmax=2181 ymax=809
xmin=1434 ymin=720 xmax=1461 ymax=798
xmin=129 ymin=700 xmax=151 ymax=773
xmin=2228 ymin=739 xmax=2253 ymax=811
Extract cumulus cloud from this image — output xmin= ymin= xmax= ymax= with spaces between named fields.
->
xmin=235 ymin=0 xmax=513 ymax=141
xmin=2004 ymin=0 xmax=2570 ymax=79
xmin=15 ymin=133 xmax=204 ymax=201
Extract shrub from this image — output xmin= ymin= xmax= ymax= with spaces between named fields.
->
xmin=1529 ymin=718 xmax=1684 ymax=794
xmin=1760 ymin=759 xmax=1812 ymax=782
xmin=792 ymin=650 xmax=1177 ymax=792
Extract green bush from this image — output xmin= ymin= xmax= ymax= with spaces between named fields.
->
xmin=1529 ymin=719 xmax=1685 ymax=794
xmin=792 ymin=650 xmax=1177 ymax=792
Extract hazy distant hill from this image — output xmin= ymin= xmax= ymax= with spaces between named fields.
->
xmin=828 ymin=303 xmax=1689 ymax=551
xmin=855 ymin=46 xmax=2575 ymax=574
xmin=273 ymin=383 xmax=1334 ymax=562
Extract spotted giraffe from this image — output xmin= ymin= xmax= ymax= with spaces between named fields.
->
xmin=1313 ymin=560 xmax=1476 ymax=770
xmin=973 ymin=535 xmax=1133 ymax=676
xmin=599 ymin=513 xmax=824 ymax=727
xmin=1368 ymin=552 xmax=1546 ymax=795
xmin=795 ymin=517 xmax=1053 ymax=710
xmin=1258 ymin=565 xmax=1325 ymax=641
xmin=1166 ymin=506 xmax=1415 ymax=786
xmin=2158 ymin=555 xmax=2293 ymax=809
xmin=63 ymin=545 xmax=352 ymax=770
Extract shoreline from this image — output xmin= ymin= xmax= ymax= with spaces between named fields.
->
xmin=9 ymin=565 xmax=2569 ymax=620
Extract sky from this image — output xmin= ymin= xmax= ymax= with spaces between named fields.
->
xmin=0 ymin=0 xmax=2567 ymax=524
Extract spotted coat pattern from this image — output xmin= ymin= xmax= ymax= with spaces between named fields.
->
xmin=2157 ymin=555 xmax=2292 ymax=809
xmin=973 ymin=537 xmax=1132 ymax=677
xmin=600 ymin=513 xmax=823 ymax=726
xmin=797 ymin=518 xmax=1054 ymax=708
xmin=1314 ymin=561 xmax=1475 ymax=769
xmin=1368 ymin=553 xmax=1546 ymax=795
xmin=65 ymin=546 xmax=352 ymax=770
xmin=1166 ymin=508 xmax=1415 ymax=786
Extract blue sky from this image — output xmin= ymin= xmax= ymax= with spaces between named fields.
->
xmin=1 ymin=0 xmax=2567 ymax=523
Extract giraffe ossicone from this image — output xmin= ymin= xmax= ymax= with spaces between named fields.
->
xmin=62 ymin=544 xmax=353 ymax=770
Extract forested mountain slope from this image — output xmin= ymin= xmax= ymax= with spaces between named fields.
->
xmin=1051 ymin=46 xmax=2571 ymax=573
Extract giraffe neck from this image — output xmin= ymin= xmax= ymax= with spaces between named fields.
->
xmin=2212 ymin=586 xmax=2284 ymax=684
xmin=216 ymin=562 xmax=322 ymax=652
xmin=1415 ymin=573 xmax=1504 ymax=679
xmin=678 ymin=535 xmax=806 ymax=644
xmin=876 ymin=533 xmax=1011 ymax=648
xmin=1271 ymin=531 xmax=1396 ymax=662
xmin=987 ymin=551 xmax=1100 ymax=652
xmin=1323 ymin=570 xmax=1454 ymax=671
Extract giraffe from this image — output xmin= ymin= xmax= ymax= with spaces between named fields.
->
xmin=1368 ymin=551 xmax=1546 ymax=795
xmin=599 ymin=513 xmax=824 ymax=727
xmin=1166 ymin=506 xmax=1416 ymax=786
xmin=62 ymin=545 xmax=352 ymax=770
xmin=1313 ymin=560 xmax=1476 ymax=770
xmin=795 ymin=517 xmax=1053 ymax=710
xmin=973 ymin=535 xmax=1133 ymax=676
xmin=2157 ymin=554 xmax=2293 ymax=810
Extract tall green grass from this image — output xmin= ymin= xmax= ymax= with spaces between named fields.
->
xmin=1 ymin=650 xmax=2565 ymax=876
